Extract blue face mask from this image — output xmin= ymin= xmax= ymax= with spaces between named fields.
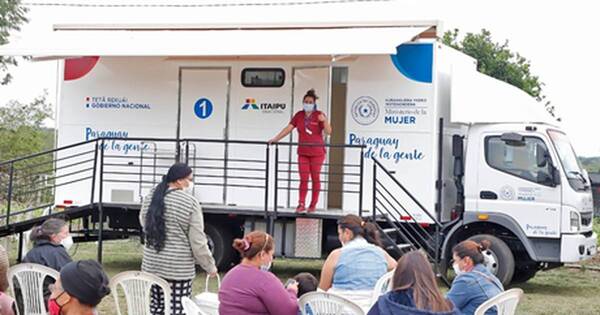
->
xmin=303 ymin=103 xmax=315 ymax=112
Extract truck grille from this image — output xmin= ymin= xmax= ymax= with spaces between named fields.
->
xmin=581 ymin=212 xmax=593 ymax=227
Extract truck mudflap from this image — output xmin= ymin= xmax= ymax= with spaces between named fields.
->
xmin=560 ymin=232 xmax=597 ymax=262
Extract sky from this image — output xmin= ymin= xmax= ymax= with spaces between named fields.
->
xmin=0 ymin=0 xmax=598 ymax=156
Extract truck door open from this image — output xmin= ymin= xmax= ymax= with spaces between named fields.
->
xmin=286 ymin=66 xmax=330 ymax=209
xmin=178 ymin=67 xmax=231 ymax=204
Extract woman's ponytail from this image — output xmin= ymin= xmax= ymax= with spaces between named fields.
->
xmin=362 ymin=221 xmax=382 ymax=247
xmin=144 ymin=178 xmax=169 ymax=252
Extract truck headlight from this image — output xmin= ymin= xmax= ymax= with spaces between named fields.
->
xmin=570 ymin=211 xmax=581 ymax=232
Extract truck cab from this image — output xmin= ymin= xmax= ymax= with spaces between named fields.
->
xmin=453 ymin=122 xmax=597 ymax=284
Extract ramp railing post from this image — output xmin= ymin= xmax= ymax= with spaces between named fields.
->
xmin=5 ymin=163 xmax=14 ymax=226
xmin=97 ymin=139 xmax=105 ymax=263
xmin=372 ymin=161 xmax=377 ymax=222
xmin=264 ymin=144 xmax=271 ymax=234
xmin=359 ymin=146 xmax=364 ymax=217
xmin=17 ymin=232 xmax=23 ymax=263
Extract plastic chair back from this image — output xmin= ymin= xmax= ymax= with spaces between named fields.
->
xmin=298 ymin=291 xmax=365 ymax=315
xmin=109 ymin=271 xmax=172 ymax=315
xmin=474 ymin=288 xmax=524 ymax=315
xmin=8 ymin=263 xmax=59 ymax=315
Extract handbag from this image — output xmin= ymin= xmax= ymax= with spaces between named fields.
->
xmin=193 ymin=274 xmax=221 ymax=315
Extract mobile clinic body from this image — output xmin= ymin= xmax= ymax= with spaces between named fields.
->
xmin=0 ymin=12 xmax=595 ymax=285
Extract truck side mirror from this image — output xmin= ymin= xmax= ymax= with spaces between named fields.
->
xmin=536 ymin=144 xmax=548 ymax=168
xmin=500 ymin=132 xmax=525 ymax=147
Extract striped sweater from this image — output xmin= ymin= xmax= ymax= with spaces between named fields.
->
xmin=139 ymin=187 xmax=217 ymax=280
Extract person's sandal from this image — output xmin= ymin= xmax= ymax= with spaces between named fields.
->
xmin=307 ymin=206 xmax=316 ymax=213
xmin=296 ymin=204 xmax=306 ymax=213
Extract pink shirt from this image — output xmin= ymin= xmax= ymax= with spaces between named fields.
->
xmin=0 ymin=292 xmax=15 ymax=315
xmin=218 ymin=264 xmax=298 ymax=315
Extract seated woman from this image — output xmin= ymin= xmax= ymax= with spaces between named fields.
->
xmin=23 ymin=218 xmax=73 ymax=270
xmin=446 ymin=240 xmax=504 ymax=315
xmin=319 ymin=215 xmax=396 ymax=310
xmin=368 ymin=251 xmax=460 ymax=315
xmin=218 ymin=231 xmax=299 ymax=315
xmin=0 ymin=245 xmax=16 ymax=315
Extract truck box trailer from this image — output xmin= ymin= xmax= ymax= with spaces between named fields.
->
xmin=0 ymin=18 xmax=595 ymax=285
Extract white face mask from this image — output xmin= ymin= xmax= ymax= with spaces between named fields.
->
xmin=453 ymin=262 xmax=463 ymax=276
xmin=61 ymin=235 xmax=74 ymax=251
xmin=184 ymin=184 xmax=194 ymax=194
xmin=303 ymin=103 xmax=315 ymax=112
xmin=260 ymin=260 xmax=272 ymax=271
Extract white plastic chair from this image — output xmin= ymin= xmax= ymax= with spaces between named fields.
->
xmin=298 ymin=292 xmax=365 ymax=315
xmin=109 ymin=271 xmax=172 ymax=315
xmin=370 ymin=270 xmax=394 ymax=305
xmin=474 ymin=288 xmax=524 ymax=315
xmin=182 ymin=296 xmax=209 ymax=315
xmin=8 ymin=263 xmax=60 ymax=315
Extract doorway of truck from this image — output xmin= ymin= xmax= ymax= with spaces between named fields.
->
xmin=328 ymin=67 xmax=348 ymax=209
xmin=177 ymin=67 xmax=231 ymax=204
xmin=287 ymin=66 xmax=331 ymax=209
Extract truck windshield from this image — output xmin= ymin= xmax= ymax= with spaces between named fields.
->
xmin=548 ymin=130 xmax=589 ymax=191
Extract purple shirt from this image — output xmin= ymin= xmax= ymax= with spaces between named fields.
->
xmin=218 ymin=264 xmax=298 ymax=315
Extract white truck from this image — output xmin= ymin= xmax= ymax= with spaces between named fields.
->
xmin=0 ymin=17 xmax=595 ymax=285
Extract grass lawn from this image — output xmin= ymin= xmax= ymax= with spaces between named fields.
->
xmin=6 ymin=237 xmax=600 ymax=314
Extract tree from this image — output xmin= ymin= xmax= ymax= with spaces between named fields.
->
xmin=0 ymin=92 xmax=53 ymax=161
xmin=0 ymin=0 xmax=28 ymax=85
xmin=442 ymin=29 xmax=559 ymax=120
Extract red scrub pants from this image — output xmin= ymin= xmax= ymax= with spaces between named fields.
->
xmin=298 ymin=154 xmax=326 ymax=208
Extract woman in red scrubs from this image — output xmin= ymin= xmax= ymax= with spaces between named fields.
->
xmin=269 ymin=89 xmax=332 ymax=212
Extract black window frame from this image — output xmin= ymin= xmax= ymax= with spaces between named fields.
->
xmin=241 ymin=68 xmax=286 ymax=88
xmin=484 ymin=135 xmax=555 ymax=187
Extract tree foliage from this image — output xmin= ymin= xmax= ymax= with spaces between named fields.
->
xmin=442 ymin=29 xmax=558 ymax=119
xmin=0 ymin=92 xmax=53 ymax=161
xmin=0 ymin=0 xmax=28 ymax=85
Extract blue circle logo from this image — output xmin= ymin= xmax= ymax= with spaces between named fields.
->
xmin=351 ymin=96 xmax=379 ymax=125
xmin=194 ymin=98 xmax=213 ymax=119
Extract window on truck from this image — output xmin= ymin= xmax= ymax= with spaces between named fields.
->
xmin=548 ymin=129 xmax=588 ymax=191
xmin=485 ymin=136 xmax=555 ymax=186
xmin=241 ymin=68 xmax=285 ymax=87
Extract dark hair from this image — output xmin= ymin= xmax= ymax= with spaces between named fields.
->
xmin=337 ymin=214 xmax=382 ymax=247
xmin=30 ymin=218 xmax=67 ymax=242
xmin=232 ymin=231 xmax=274 ymax=259
xmin=392 ymin=251 xmax=453 ymax=312
xmin=294 ymin=272 xmax=318 ymax=297
xmin=452 ymin=239 xmax=491 ymax=265
xmin=303 ymin=89 xmax=319 ymax=103
xmin=144 ymin=163 xmax=193 ymax=252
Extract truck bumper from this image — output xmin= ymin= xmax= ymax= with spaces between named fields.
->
xmin=560 ymin=232 xmax=597 ymax=262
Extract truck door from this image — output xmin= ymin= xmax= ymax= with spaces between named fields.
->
xmin=285 ymin=66 xmax=330 ymax=209
xmin=476 ymin=133 xmax=561 ymax=238
xmin=178 ymin=67 xmax=231 ymax=204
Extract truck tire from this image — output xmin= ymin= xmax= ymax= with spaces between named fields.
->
xmin=204 ymin=223 xmax=237 ymax=271
xmin=468 ymin=234 xmax=515 ymax=286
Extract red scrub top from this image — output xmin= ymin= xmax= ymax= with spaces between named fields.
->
xmin=290 ymin=110 xmax=326 ymax=156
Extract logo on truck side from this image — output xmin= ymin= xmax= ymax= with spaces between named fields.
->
xmin=351 ymin=96 xmax=379 ymax=125
xmin=242 ymin=97 xmax=286 ymax=114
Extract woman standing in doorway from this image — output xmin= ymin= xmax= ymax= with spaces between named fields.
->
xmin=269 ymin=89 xmax=332 ymax=213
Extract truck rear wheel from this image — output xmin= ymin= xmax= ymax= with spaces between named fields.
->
xmin=468 ymin=234 xmax=515 ymax=286
xmin=204 ymin=222 xmax=237 ymax=271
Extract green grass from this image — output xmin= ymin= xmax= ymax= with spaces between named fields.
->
xmin=6 ymin=238 xmax=600 ymax=314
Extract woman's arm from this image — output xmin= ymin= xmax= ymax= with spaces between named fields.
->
xmin=260 ymin=273 xmax=299 ymax=315
xmin=189 ymin=201 xmax=218 ymax=275
xmin=268 ymin=124 xmax=295 ymax=144
xmin=318 ymin=113 xmax=332 ymax=135
xmin=318 ymin=249 xmax=341 ymax=290
xmin=384 ymin=251 xmax=397 ymax=270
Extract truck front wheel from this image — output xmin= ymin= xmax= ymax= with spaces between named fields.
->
xmin=204 ymin=222 xmax=237 ymax=271
xmin=468 ymin=234 xmax=515 ymax=286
